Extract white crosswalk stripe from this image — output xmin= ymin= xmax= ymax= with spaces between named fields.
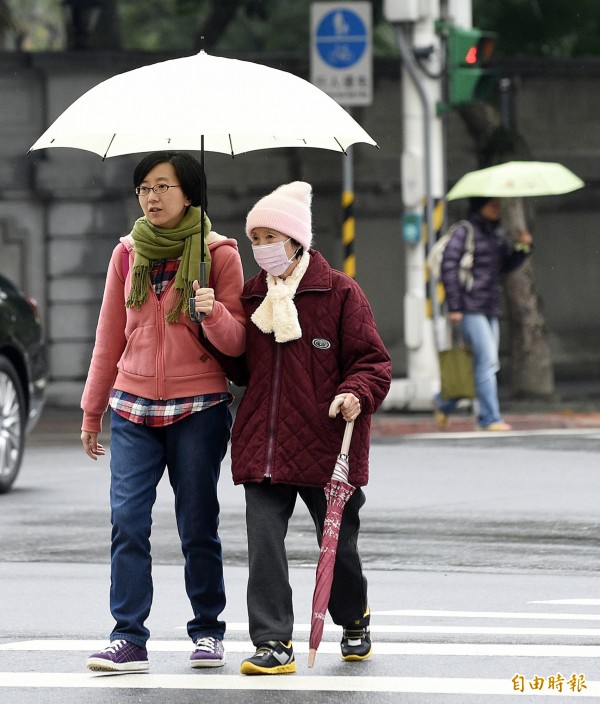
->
xmin=4 ymin=671 xmax=594 ymax=695
xmin=1 ymin=638 xmax=600 ymax=658
xmin=1 ymin=611 xmax=599 ymax=697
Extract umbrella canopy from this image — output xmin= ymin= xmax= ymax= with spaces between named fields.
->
xmin=446 ymin=161 xmax=584 ymax=201
xmin=29 ymin=50 xmax=377 ymax=312
xmin=29 ymin=50 xmax=377 ymax=159
xmin=308 ymin=404 xmax=356 ymax=668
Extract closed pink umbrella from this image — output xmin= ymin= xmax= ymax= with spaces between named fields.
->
xmin=308 ymin=399 xmax=355 ymax=668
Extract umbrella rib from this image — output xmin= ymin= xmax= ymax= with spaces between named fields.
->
xmin=102 ymin=135 xmax=117 ymax=161
xmin=334 ymin=137 xmax=348 ymax=155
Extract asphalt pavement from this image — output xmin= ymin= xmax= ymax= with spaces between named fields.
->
xmin=8 ymin=387 xmax=600 ymax=703
xmin=31 ymin=380 xmax=600 ymax=445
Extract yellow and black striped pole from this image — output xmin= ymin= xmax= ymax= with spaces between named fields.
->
xmin=342 ymin=138 xmax=355 ymax=278
xmin=426 ymin=197 xmax=446 ymax=318
xmin=342 ymin=188 xmax=356 ymax=278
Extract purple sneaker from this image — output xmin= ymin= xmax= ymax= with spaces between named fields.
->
xmin=87 ymin=639 xmax=149 ymax=673
xmin=190 ymin=637 xmax=226 ymax=668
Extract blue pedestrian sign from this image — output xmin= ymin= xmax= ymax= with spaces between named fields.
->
xmin=316 ymin=8 xmax=367 ymax=69
xmin=310 ymin=2 xmax=372 ymax=107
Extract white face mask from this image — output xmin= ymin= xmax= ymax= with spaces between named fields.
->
xmin=252 ymin=238 xmax=298 ymax=276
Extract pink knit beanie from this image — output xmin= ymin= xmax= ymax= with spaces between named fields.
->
xmin=245 ymin=181 xmax=313 ymax=250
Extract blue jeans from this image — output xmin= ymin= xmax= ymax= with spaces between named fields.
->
xmin=108 ymin=403 xmax=231 ymax=647
xmin=437 ymin=313 xmax=502 ymax=427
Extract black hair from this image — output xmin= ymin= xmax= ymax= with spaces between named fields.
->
xmin=291 ymin=239 xmax=303 ymax=258
xmin=468 ymin=196 xmax=494 ymax=213
xmin=133 ymin=151 xmax=207 ymax=210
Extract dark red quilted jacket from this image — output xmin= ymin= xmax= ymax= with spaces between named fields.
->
xmin=231 ymin=250 xmax=391 ymax=488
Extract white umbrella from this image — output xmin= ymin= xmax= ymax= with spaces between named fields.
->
xmin=29 ymin=50 xmax=377 ymax=315
xmin=29 ymin=50 xmax=377 ymax=158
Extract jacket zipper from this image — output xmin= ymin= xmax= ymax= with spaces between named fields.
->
xmin=153 ymin=279 xmax=174 ymax=401
xmin=264 ymin=343 xmax=283 ymax=478
xmin=155 ymin=295 xmax=165 ymax=399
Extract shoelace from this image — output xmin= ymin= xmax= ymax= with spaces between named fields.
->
xmin=255 ymin=642 xmax=278 ymax=657
xmin=194 ymin=637 xmax=219 ymax=653
xmin=343 ymin=627 xmax=367 ymax=639
xmin=104 ymin=640 xmax=127 ymax=653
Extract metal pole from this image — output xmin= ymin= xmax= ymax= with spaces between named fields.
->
xmin=394 ymin=27 xmax=436 ymax=315
xmin=189 ymin=134 xmax=206 ymax=322
xmin=382 ymin=0 xmax=446 ymax=411
xmin=342 ymin=143 xmax=356 ymax=278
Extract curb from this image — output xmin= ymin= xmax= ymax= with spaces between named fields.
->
xmin=371 ymin=411 xmax=600 ymax=437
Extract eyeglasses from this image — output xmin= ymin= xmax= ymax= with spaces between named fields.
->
xmin=135 ymin=184 xmax=182 ymax=196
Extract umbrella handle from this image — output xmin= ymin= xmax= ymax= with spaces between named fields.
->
xmin=190 ymin=139 xmax=207 ymax=324
xmin=340 ymin=420 xmax=354 ymax=456
xmin=328 ymin=397 xmax=354 ymax=455
xmin=189 ymin=261 xmax=207 ymax=323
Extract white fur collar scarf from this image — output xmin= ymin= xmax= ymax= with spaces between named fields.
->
xmin=251 ymin=251 xmax=310 ymax=343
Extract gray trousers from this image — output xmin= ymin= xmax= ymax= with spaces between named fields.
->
xmin=244 ymin=480 xmax=368 ymax=645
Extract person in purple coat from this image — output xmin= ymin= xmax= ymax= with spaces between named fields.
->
xmin=231 ymin=181 xmax=391 ymax=675
xmin=435 ymin=196 xmax=533 ymax=430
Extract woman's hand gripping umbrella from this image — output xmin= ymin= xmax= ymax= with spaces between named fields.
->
xmin=308 ymin=397 xmax=356 ymax=668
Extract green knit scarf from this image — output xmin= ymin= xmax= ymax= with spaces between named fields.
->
xmin=126 ymin=206 xmax=212 ymax=322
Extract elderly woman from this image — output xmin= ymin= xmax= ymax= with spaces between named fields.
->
xmin=232 ymin=181 xmax=391 ymax=674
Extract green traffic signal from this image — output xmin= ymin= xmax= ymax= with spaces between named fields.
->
xmin=436 ymin=22 xmax=497 ymax=109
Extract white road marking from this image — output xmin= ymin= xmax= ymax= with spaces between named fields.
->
xmin=2 ymin=639 xmax=600 ymax=658
xmin=0 ymin=672 xmax=597 ymax=695
xmin=371 ymin=609 xmax=600 ymax=621
xmin=217 ymin=621 xmax=600 ymax=636
xmin=3 ymin=604 xmax=598 ymax=696
xmin=403 ymin=428 xmax=600 ymax=440
xmin=530 ymin=599 xmax=600 ymax=606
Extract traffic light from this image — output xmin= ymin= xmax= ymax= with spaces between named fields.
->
xmin=437 ymin=23 xmax=497 ymax=109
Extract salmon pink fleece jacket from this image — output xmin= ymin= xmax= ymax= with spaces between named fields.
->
xmin=81 ymin=232 xmax=246 ymax=434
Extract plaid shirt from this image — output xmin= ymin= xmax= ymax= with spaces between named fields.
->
xmin=109 ymin=258 xmax=232 ymax=427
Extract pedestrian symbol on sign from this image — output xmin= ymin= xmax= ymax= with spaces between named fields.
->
xmin=316 ymin=9 xmax=367 ymax=69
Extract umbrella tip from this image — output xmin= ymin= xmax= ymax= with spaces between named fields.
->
xmin=308 ymin=649 xmax=317 ymax=668
xmin=200 ymin=35 xmax=205 ymax=52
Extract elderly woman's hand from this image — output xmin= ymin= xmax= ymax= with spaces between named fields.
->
xmin=329 ymin=393 xmax=361 ymax=422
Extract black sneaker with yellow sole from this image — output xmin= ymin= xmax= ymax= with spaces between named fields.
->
xmin=240 ymin=640 xmax=296 ymax=675
xmin=341 ymin=608 xmax=372 ymax=661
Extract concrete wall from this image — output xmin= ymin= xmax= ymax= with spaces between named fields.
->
xmin=1 ymin=51 xmax=598 ymax=404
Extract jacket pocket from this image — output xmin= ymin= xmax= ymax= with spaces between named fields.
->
xmin=163 ymin=322 xmax=213 ymax=378
xmin=119 ymin=325 xmax=157 ymax=377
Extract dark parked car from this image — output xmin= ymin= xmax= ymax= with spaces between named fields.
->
xmin=0 ymin=273 xmax=48 ymax=492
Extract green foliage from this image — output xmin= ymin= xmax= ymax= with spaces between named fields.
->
xmin=7 ymin=0 xmax=600 ymax=57
xmin=118 ymin=0 xmax=200 ymax=51
xmin=4 ymin=0 xmax=64 ymax=50
xmin=118 ymin=0 xmax=390 ymax=55
xmin=473 ymin=0 xmax=600 ymax=57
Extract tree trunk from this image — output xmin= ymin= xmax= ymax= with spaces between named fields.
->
xmin=501 ymin=198 xmax=555 ymax=397
xmin=456 ymin=104 xmax=555 ymax=398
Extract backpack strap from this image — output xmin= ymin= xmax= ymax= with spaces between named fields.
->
xmin=121 ymin=244 xmax=129 ymax=279
xmin=463 ymin=221 xmax=475 ymax=255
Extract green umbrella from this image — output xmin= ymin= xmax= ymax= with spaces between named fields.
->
xmin=446 ymin=161 xmax=584 ymax=200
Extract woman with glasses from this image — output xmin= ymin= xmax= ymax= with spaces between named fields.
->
xmin=80 ymin=151 xmax=245 ymax=673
